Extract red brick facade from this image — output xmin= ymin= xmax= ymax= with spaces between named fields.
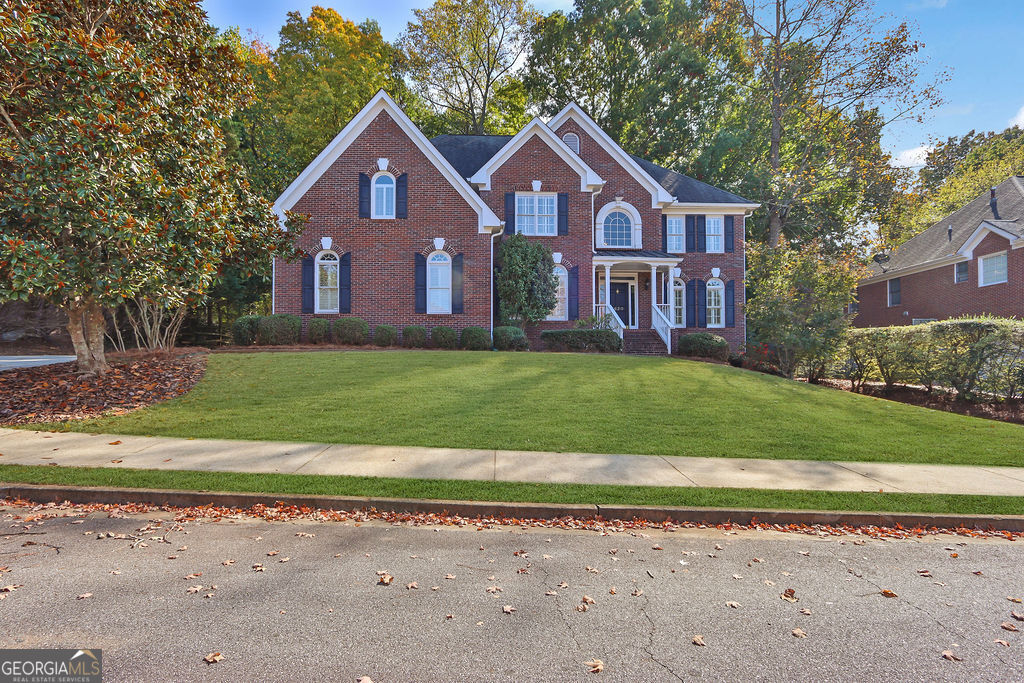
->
xmin=855 ymin=232 xmax=1023 ymax=327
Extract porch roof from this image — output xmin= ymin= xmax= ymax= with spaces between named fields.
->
xmin=593 ymin=249 xmax=680 ymax=259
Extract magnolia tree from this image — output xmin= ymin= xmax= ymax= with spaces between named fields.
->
xmin=496 ymin=234 xmax=557 ymax=327
xmin=0 ymin=1 xmax=301 ymax=374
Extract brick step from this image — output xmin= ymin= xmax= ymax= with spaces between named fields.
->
xmin=622 ymin=330 xmax=670 ymax=356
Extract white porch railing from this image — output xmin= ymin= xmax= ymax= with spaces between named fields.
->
xmin=596 ymin=303 xmax=626 ymax=339
xmin=651 ymin=303 xmax=673 ymax=354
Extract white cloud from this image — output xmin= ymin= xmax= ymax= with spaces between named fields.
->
xmin=1010 ymin=104 xmax=1024 ymax=129
xmin=892 ymin=145 xmax=933 ymax=168
xmin=909 ymin=0 xmax=949 ymax=9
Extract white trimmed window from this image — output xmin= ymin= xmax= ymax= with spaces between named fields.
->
xmin=706 ymin=278 xmax=724 ymax=328
xmin=372 ymin=172 xmax=395 ymax=219
xmin=887 ymin=278 xmax=901 ymax=307
xmin=562 ymin=132 xmax=580 ymax=154
xmin=427 ymin=251 xmax=452 ymax=314
xmin=547 ymin=265 xmax=568 ymax=321
xmin=516 ymin=193 xmax=557 ymax=236
xmin=316 ymin=251 xmax=339 ymax=313
xmin=954 ymin=261 xmax=968 ymax=283
xmin=706 ymin=216 xmax=724 ymax=253
xmin=672 ymin=278 xmax=685 ymax=326
xmin=979 ymin=252 xmax=1008 ymax=286
xmin=603 ymin=211 xmax=632 ymax=247
xmin=667 ymin=217 xmax=684 ymax=253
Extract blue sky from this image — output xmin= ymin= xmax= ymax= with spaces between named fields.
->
xmin=202 ymin=0 xmax=1024 ymax=167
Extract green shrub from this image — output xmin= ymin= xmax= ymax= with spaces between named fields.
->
xmin=402 ymin=325 xmax=428 ymax=348
xmin=431 ymin=326 xmax=457 ymax=349
xmin=257 ymin=314 xmax=300 ymax=345
xmin=232 ymin=315 xmax=260 ymax=346
xmin=676 ymin=332 xmax=729 ymax=361
xmin=307 ymin=318 xmax=330 ymax=344
xmin=930 ymin=318 xmax=1016 ymax=399
xmin=540 ymin=329 xmax=622 ymax=353
xmin=374 ymin=324 xmax=398 ymax=347
xmin=332 ymin=317 xmax=369 ymax=345
xmin=728 ymin=352 xmax=743 ymax=368
xmin=493 ymin=325 xmax=529 ymax=351
xmin=460 ymin=326 xmax=491 ymax=350
xmin=574 ymin=314 xmax=613 ymax=330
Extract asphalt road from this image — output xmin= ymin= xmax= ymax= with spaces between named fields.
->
xmin=2 ymin=507 xmax=1023 ymax=682
xmin=0 ymin=355 xmax=75 ymax=371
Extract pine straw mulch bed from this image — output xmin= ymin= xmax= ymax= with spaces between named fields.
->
xmin=0 ymin=349 xmax=208 ymax=425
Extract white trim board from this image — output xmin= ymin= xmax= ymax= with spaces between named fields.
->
xmin=273 ymin=90 xmax=501 ymax=234
xmin=958 ymin=221 xmax=1021 ymax=259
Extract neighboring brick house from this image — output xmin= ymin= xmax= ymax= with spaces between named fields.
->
xmin=855 ymin=176 xmax=1024 ymax=327
xmin=272 ymin=91 xmax=759 ymax=353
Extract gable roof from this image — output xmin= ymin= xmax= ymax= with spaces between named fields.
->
xmin=632 ymin=156 xmax=756 ymax=206
xmin=865 ymin=175 xmax=1024 ymax=281
xmin=274 ymin=90 xmax=501 ymax=233
xmin=429 ymin=135 xmax=511 ymax=179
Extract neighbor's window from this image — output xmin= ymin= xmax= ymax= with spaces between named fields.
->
xmin=603 ymin=211 xmax=632 ymax=247
xmin=706 ymin=278 xmax=724 ymax=328
xmin=427 ymin=251 xmax=452 ymax=314
xmin=667 ymin=217 xmax=684 ymax=253
xmin=547 ymin=265 xmax=568 ymax=321
xmin=672 ymin=278 xmax=686 ymax=326
xmin=980 ymin=252 xmax=1007 ymax=286
xmin=887 ymin=278 xmax=901 ymax=307
xmin=372 ymin=173 xmax=395 ymax=219
xmin=954 ymin=261 xmax=968 ymax=283
xmin=705 ymin=216 xmax=724 ymax=253
xmin=516 ymin=193 xmax=557 ymax=236
xmin=316 ymin=251 xmax=339 ymax=313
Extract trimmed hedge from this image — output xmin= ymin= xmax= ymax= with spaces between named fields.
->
xmin=676 ymin=332 xmax=729 ymax=361
xmin=256 ymin=314 xmax=301 ymax=345
xmin=460 ymin=326 xmax=491 ymax=351
xmin=493 ymin=325 xmax=529 ymax=351
xmin=307 ymin=318 xmax=330 ymax=344
xmin=232 ymin=315 xmax=260 ymax=346
xmin=431 ymin=326 xmax=457 ymax=349
xmin=332 ymin=317 xmax=369 ymax=345
xmin=402 ymin=325 xmax=428 ymax=348
xmin=540 ymin=329 xmax=622 ymax=353
xmin=374 ymin=324 xmax=398 ymax=347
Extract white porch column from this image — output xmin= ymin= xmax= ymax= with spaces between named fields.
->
xmin=603 ymin=264 xmax=612 ymax=313
xmin=650 ymin=265 xmax=658 ymax=306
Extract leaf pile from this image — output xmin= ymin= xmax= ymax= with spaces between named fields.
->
xmin=0 ymin=353 xmax=207 ymax=424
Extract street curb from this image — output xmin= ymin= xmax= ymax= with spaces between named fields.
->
xmin=3 ymin=483 xmax=1024 ymax=531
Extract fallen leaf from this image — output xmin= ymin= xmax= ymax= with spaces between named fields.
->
xmin=296 ymin=532 xmax=314 ymax=538
xmin=781 ymin=588 xmax=798 ymax=603
xmin=917 ymin=569 xmax=932 ymax=577
xmin=267 ymin=551 xmax=279 ymax=557
xmin=431 ymin=586 xmax=439 ymax=591
xmin=279 ymin=557 xmax=290 ymax=563
xmin=203 ymin=652 xmax=223 ymax=664
xmin=941 ymin=650 xmax=961 ymax=662
xmin=973 ymin=571 xmax=984 ymax=576
xmin=222 ymin=560 xmax=235 ymax=566
xmin=252 ymin=564 xmax=264 ymax=572
xmin=692 ymin=635 xmax=705 ymax=647
xmin=184 ymin=573 xmax=202 ymax=580
xmin=1011 ymin=611 xmax=1024 ymax=621
xmin=732 ymin=574 xmax=743 ymax=580
xmin=1008 ymin=597 xmax=1023 ymax=604
xmin=800 ymin=608 xmax=812 ymax=615
xmin=1001 ymin=622 xmax=1019 ymax=632
xmin=486 ymin=586 xmax=501 ymax=594
xmin=502 ymin=604 xmax=516 ymax=614
xmin=651 ymin=544 xmax=663 ymax=550
xmin=445 ymin=574 xmax=456 ymax=580
xmin=632 ymin=589 xmax=643 ymax=597
xmin=406 ymin=582 xmax=418 ymax=590
xmin=545 ymin=591 xmax=557 ymax=596
xmin=950 ymin=553 xmax=959 ymax=558
xmin=187 ymin=585 xmax=202 ymax=594
xmin=108 ymin=440 xmax=121 ymax=445
xmin=714 ymin=544 xmax=723 ymax=551
xmin=356 ymin=677 xmax=374 ymax=683
xmin=608 ymin=587 xmax=616 ymax=595
xmin=726 ymin=601 xmax=740 ymax=609
xmin=585 ymin=658 xmax=604 ymax=673
xmin=76 ymin=592 xmax=92 ymax=600
xmin=1 ymin=585 xmax=24 ymax=592
xmin=880 ymin=590 xmax=898 ymax=598
xmin=798 ymin=551 xmax=810 ymax=556
xmin=995 ymin=640 xmax=1010 ymax=647
xmin=558 ymin=581 xmax=569 ymax=589
xmin=792 ymin=628 xmax=807 ymax=638
xmin=376 ymin=572 xmax=394 ymax=586
xmin=576 ymin=604 xmax=589 ymax=612
xmin=582 ymin=595 xmax=595 ymax=605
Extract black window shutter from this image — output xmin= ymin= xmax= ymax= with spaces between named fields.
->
xmin=725 ymin=279 xmax=735 ymax=327
xmin=724 ymin=215 xmax=735 ymax=253
xmin=696 ymin=215 xmax=707 ymax=253
xmin=414 ymin=253 xmax=426 ymax=313
xmin=685 ymin=279 xmax=696 ymax=328
xmin=504 ymin=193 xmax=516 ymax=234
xmin=452 ymin=253 xmax=464 ymax=314
xmin=396 ymin=174 xmax=408 ymax=219
xmin=697 ymin=279 xmax=707 ymax=327
xmin=358 ymin=173 xmax=370 ymax=218
xmin=568 ymin=265 xmax=579 ymax=320
xmin=557 ymin=193 xmax=569 ymax=235
xmin=339 ymin=252 xmax=351 ymax=314
xmin=685 ymin=216 xmax=696 ymax=252
xmin=301 ymin=256 xmax=314 ymax=313
xmin=661 ymin=214 xmax=668 ymax=252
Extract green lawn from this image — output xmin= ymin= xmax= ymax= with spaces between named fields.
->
xmin=40 ymin=350 xmax=1024 ymax=467
xmin=2 ymin=463 xmax=1021 ymax=516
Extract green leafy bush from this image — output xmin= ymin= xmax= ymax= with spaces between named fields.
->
xmin=493 ymin=325 xmax=529 ymax=351
xmin=676 ymin=332 xmax=729 ymax=360
xmin=232 ymin=315 xmax=260 ymax=346
xmin=728 ymin=352 xmax=743 ymax=368
xmin=257 ymin=314 xmax=300 ymax=345
xmin=402 ymin=325 xmax=428 ymax=348
xmin=332 ymin=317 xmax=369 ymax=345
xmin=307 ymin=318 xmax=330 ymax=344
xmin=374 ymin=324 xmax=398 ymax=347
xmin=431 ymin=326 xmax=457 ymax=349
xmin=540 ymin=329 xmax=622 ymax=353
xmin=460 ymin=326 xmax=491 ymax=350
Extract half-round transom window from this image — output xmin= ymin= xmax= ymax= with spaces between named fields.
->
xmin=603 ymin=211 xmax=632 ymax=247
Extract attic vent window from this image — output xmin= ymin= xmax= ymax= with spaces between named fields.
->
xmin=562 ymin=132 xmax=580 ymax=154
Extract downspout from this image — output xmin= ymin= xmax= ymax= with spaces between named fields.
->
xmin=591 ymin=184 xmax=603 ymax=315
xmin=490 ymin=223 xmax=504 ymax=338
xmin=271 ymin=256 xmax=276 ymax=315
xmin=742 ymin=209 xmax=755 ymax=350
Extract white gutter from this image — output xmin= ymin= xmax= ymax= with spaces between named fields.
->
xmin=489 ymin=224 xmax=504 ymax=337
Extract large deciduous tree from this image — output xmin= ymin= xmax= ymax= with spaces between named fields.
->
xmin=496 ymin=235 xmax=557 ymax=327
xmin=0 ymin=0 xmax=301 ymax=375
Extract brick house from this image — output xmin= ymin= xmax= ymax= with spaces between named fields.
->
xmin=272 ymin=91 xmax=758 ymax=353
xmin=855 ymin=176 xmax=1024 ymax=327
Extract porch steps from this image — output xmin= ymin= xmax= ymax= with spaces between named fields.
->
xmin=622 ymin=329 xmax=669 ymax=356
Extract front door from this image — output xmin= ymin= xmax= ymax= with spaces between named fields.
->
xmin=610 ymin=282 xmax=630 ymax=326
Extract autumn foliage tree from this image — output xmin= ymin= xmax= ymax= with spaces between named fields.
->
xmin=0 ymin=0 xmax=301 ymax=375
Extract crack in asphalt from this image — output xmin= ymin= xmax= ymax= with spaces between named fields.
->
xmin=638 ymin=593 xmax=685 ymax=682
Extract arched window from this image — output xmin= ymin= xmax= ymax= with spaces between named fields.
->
xmin=547 ymin=265 xmax=569 ymax=321
xmin=316 ymin=251 xmax=340 ymax=313
xmin=706 ymin=278 xmax=725 ymax=328
xmin=562 ymin=132 xmax=580 ymax=154
xmin=427 ymin=251 xmax=452 ymax=314
xmin=603 ymin=211 xmax=632 ymax=247
xmin=672 ymin=278 xmax=686 ymax=326
xmin=372 ymin=172 xmax=395 ymax=219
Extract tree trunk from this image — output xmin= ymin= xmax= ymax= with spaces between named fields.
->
xmin=767 ymin=207 xmax=785 ymax=247
xmin=64 ymin=299 xmax=110 ymax=376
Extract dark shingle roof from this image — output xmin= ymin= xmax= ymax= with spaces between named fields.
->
xmin=594 ymin=250 xmax=682 ymax=259
xmin=873 ymin=176 xmax=1024 ymax=275
xmin=630 ymin=156 xmax=754 ymax=205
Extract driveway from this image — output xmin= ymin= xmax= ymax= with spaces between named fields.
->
xmin=0 ymin=354 xmax=74 ymax=371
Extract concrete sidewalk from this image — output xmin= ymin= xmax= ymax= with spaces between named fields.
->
xmin=1 ymin=427 xmax=1023 ymax=496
